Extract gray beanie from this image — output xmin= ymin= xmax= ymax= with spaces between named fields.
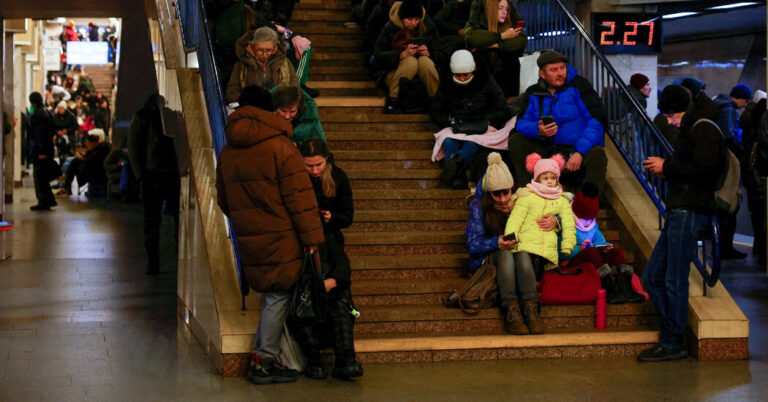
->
xmin=483 ymin=152 xmax=515 ymax=192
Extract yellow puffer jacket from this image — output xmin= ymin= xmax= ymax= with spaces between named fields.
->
xmin=504 ymin=190 xmax=576 ymax=269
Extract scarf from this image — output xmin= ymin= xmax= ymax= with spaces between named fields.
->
xmin=526 ymin=181 xmax=562 ymax=200
xmin=574 ymin=216 xmax=596 ymax=232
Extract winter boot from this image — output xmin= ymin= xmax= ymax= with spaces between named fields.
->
xmin=332 ymin=355 xmax=364 ymax=380
xmin=502 ymin=301 xmax=529 ymax=335
xmin=616 ymin=265 xmax=645 ymax=303
xmin=384 ymin=97 xmax=402 ymax=114
xmin=245 ymin=353 xmax=300 ymax=385
xmin=522 ymin=300 xmax=544 ymax=334
xmin=597 ymin=264 xmax=625 ymax=304
xmin=439 ymin=157 xmax=459 ymax=185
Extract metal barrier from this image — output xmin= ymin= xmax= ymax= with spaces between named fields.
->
xmin=176 ymin=0 xmax=249 ymax=307
xmin=518 ymin=0 xmax=721 ymax=290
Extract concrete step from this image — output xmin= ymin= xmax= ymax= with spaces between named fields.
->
xmin=329 ymin=139 xmax=433 ymax=151
xmin=337 ymin=159 xmax=436 ymax=170
xmin=311 ymin=65 xmax=369 ymax=75
xmin=319 ymin=108 xmax=429 ymax=122
xmin=350 ymin=253 xmax=469 ymax=269
xmin=295 ymin=0 xmax=351 ymax=10
xmin=354 ymin=209 xmax=467 ymax=223
xmin=353 ymin=327 xmax=658 ymax=364
xmin=291 ymin=21 xmax=361 ymax=34
xmin=292 ymin=9 xmax=349 ymax=22
xmin=306 ymin=81 xmax=381 ymax=97
xmin=345 ymin=231 xmax=464 ymax=246
xmin=306 ymin=35 xmax=363 ymax=48
xmin=346 ymin=243 xmax=467 ymax=256
xmin=334 ymin=150 xmax=433 ymax=161
xmin=309 ymin=73 xmax=370 ymax=81
xmin=326 ymin=131 xmax=433 ymax=141
xmin=349 ymin=219 xmax=465 ymax=233
xmin=324 ymin=122 xmax=436 ymax=132
xmin=312 ymin=51 xmax=367 ymax=61
xmin=315 ymin=97 xmax=384 ymax=108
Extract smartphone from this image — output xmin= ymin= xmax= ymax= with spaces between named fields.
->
xmin=594 ymin=243 xmax=614 ymax=249
xmin=412 ymin=37 xmax=428 ymax=46
xmin=515 ymin=21 xmax=526 ymax=29
xmin=502 ymin=233 xmax=516 ymax=242
xmin=541 ymin=115 xmax=556 ymax=126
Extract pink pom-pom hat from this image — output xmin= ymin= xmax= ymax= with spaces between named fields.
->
xmin=525 ymin=153 xmax=565 ymax=181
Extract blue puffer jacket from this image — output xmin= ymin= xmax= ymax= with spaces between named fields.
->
xmin=516 ymin=66 xmax=607 ymax=156
xmin=559 ymin=222 xmax=607 ymax=260
xmin=465 ymin=178 xmax=501 ymax=272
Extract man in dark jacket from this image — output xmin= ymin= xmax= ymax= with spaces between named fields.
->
xmin=510 ymin=50 xmax=609 ymax=193
xmin=27 ymin=92 xmax=57 ymax=211
xmin=714 ymin=83 xmax=752 ymax=259
xmin=363 ymin=0 xmax=395 ymax=54
xmin=374 ymin=0 xmax=443 ymax=112
xmin=217 ymin=85 xmax=324 ymax=385
xmin=127 ymin=94 xmax=180 ymax=275
xmin=431 ymin=49 xmax=511 ymax=188
xmin=62 ymin=134 xmax=110 ymax=196
xmin=433 ymin=0 xmax=471 ymax=55
xmin=639 ymin=86 xmax=724 ymax=362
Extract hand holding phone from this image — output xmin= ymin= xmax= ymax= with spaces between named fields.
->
xmin=515 ymin=21 xmax=526 ymax=29
xmin=541 ymin=115 xmax=556 ymax=126
xmin=502 ymin=233 xmax=516 ymax=242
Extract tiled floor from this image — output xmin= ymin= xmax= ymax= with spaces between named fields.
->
xmin=1 ymin=187 xmax=768 ymax=401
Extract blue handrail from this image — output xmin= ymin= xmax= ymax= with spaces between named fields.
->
xmin=177 ymin=0 xmax=249 ymax=307
xmin=518 ymin=0 xmax=720 ymax=290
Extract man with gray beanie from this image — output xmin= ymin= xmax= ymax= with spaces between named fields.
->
xmin=510 ymin=50 xmax=609 ymax=194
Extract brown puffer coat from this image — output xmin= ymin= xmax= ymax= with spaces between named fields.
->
xmin=216 ymin=107 xmax=324 ymax=292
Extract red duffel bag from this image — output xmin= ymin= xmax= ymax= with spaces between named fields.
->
xmin=540 ymin=261 xmax=601 ymax=305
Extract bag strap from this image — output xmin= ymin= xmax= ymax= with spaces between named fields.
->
xmin=457 ymin=296 xmax=481 ymax=315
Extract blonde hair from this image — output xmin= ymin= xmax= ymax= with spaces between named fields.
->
xmin=485 ymin=0 xmax=513 ymax=33
xmin=298 ymin=139 xmax=336 ymax=198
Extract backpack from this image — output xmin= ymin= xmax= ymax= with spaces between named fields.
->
xmin=444 ymin=254 xmax=498 ymax=314
xmin=694 ymin=118 xmax=742 ymax=213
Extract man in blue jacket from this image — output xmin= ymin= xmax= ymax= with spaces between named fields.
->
xmin=509 ymin=51 xmax=608 ymax=193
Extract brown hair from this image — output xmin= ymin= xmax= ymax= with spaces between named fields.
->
xmin=480 ymin=191 xmax=508 ymax=237
xmin=485 ymin=0 xmax=513 ymax=33
xmin=298 ymin=139 xmax=336 ymax=198
xmin=272 ymin=86 xmax=305 ymax=117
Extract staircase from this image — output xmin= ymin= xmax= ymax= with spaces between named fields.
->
xmin=291 ymin=2 xmax=658 ymax=364
xmin=83 ymin=65 xmax=115 ymax=98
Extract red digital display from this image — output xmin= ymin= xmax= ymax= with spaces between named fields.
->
xmin=592 ymin=13 xmax=662 ymax=54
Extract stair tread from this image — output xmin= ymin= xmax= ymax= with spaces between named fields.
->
xmin=316 ymin=97 xmax=384 ymax=107
xmin=346 ymin=169 xmax=441 ymax=180
xmin=307 ymin=81 xmax=378 ymax=89
xmin=334 ymin=150 xmax=433 ymax=160
xmin=326 ymin=131 xmax=433 ymax=141
xmin=349 ymin=253 xmax=468 ymax=269
xmin=354 ymin=209 xmax=468 ymax=222
xmin=345 ymin=231 xmax=464 ymax=246
xmin=354 ymin=189 xmax=468 ymax=199
xmin=353 ymin=278 xmax=464 ymax=295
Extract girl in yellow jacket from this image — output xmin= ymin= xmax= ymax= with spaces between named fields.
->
xmin=505 ymin=153 xmax=577 ymax=280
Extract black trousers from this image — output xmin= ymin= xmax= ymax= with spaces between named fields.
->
xmin=33 ymin=160 xmax=56 ymax=207
xmin=141 ymin=171 xmax=180 ymax=269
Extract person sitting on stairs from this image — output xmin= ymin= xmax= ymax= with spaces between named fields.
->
xmin=374 ymin=0 xmax=442 ymax=113
xmin=288 ymin=139 xmax=363 ymax=381
xmin=465 ymin=153 xmax=558 ymax=335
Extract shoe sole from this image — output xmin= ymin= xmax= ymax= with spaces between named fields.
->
xmin=247 ymin=374 xmax=300 ymax=385
xmin=637 ymin=350 xmax=688 ymax=362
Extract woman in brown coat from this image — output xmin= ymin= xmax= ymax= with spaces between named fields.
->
xmin=216 ymin=85 xmax=324 ymax=385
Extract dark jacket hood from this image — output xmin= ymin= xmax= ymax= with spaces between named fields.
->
xmin=225 ymin=106 xmax=293 ymax=147
xmin=714 ymin=93 xmax=737 ymax=109
xmin=683 ymin=91 xmax=720 ymax=129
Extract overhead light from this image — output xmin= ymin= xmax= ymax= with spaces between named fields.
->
xmin=707 ymin=2 xmax=759 ymax=10
xmin=662 ymin=12 xmax=700 ymax=20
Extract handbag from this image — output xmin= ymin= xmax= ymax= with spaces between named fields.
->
xmin=540 ymin=261 xmax=601 ymax=305
xmin=289 ymin=251 xmax=327 ymax=323
xmin=444 ymin=254 xmax=498 ymax=314
xmin=453 ymin=117 xmax=489 ymax=135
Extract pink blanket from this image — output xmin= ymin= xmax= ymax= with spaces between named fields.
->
xmin=431 ymin=117 xmax=517 ymax=162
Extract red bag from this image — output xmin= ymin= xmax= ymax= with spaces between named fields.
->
xmin=540 ymin=262 xmax=601 ymax=305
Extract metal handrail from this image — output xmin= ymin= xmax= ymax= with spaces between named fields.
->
xmin=176 ymin=0 xmax=249 ymax=307
xmin=518 ymin=0 xmax=720 ymax=289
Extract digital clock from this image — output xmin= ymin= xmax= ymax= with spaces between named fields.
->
xmin=592 ymin=12 xmax=663 ymax=54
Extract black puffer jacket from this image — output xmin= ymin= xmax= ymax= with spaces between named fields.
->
xmin=364 ymin=0 xmax=393 ymax=52
xmin=433 ymin=0 xmax=471 ymax=36
xmin=374 ymin=2 xmax=444 ymax=72
xmin=431 ymin=68 xmax=511 ymax=129
xmin=663 ymin=91 xmax=724 ymax=215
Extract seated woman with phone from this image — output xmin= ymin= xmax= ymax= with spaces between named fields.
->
xmin=465 ymin=153 xmax=558 ymax=335
xmin=288 ymin=139 xmax=363 ymax=380
xmin=464 ymin=0 xmax=527 ymax=100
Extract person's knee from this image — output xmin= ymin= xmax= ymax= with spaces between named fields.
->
xmin=417 ymin=56 xmax=436 ymax=72
xmin=585 ymin=146 xmax=608 ymax=169
xmin=398 ymin=56 xmax=419 ymax=74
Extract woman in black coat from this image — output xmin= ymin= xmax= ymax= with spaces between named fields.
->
xmin=288 ymin=139 xmax=363 ymax=381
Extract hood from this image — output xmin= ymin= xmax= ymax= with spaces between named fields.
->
xmin=225 ymin=106 xmax=293 ymax=148
xmin=389 ymin=1 xmax=427 ymax=34
xmin=235 ymin=29 xmax=288 ymax=66
xmin=713 ymin=93 xmax=736 ymax=109
xmin=683 ymin=91 xmax=720 ymax=129
xmin=565 ymin=65 xmax=578 ymax=85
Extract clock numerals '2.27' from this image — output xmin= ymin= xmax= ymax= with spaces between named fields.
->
xmin=600 ymin=20 xmax=655 ymax=46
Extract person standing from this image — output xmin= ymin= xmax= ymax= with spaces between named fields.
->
xmin=628 ymin=73 xmax=651 ymax=110
xmin=639 ymin=86 xmax=723 ymax=361
xmin=216 ymin=85 xmax=325 ymax=385
xmin=27 ymin=92 xmax=57 ymax=211
xmin=127 ymin=94 xmax=180 ymax=275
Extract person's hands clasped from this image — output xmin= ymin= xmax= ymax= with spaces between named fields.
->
xmin=565 ymin=152 xmax=583 ymax=171
xmin=417 ymin=45 xmax=429 ymax=57
xmin=500 ymin=27 xmax=523 ymax=40
xmin=537 ymin=214 xmax=558 ymax=231
xmin=538 ymin=120 xmax=558 ymax=137
xmin=498 ymin=236 xmax=517 ymax=250
xmin=401 ymin=44 xmax=419 ymax=59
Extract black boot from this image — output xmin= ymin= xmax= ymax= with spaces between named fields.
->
xmin=597 ymin=264 xmax=625 ymax=304
xmin=332 ymin=354 xmax=363 ymax=380
xmin=615 ymin=265 xmax=645 ymax=303
xmin=384 ymin=97 xmax=402 ymax=114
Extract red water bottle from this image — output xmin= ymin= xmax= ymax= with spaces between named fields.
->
xmin=595 ymin=289 xmax=607 ymax=329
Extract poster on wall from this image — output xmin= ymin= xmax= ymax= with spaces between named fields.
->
xmin=42 ymin=41 xmax=61 ymax=71
xmin=66 ymin=41 xmax=109 ymax=65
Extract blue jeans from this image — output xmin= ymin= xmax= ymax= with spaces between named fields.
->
xmin=642 ymin=209 xmax=708 ymax=350
xmin=443 ymin=138 xmax=479 ymax=162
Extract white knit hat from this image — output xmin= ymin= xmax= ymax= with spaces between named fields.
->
xmin=483 ymin=152 xmax=515 ymax=192
xmin=450 ymin=50 xmax=476 ymax=74
xmin=753 ymin=90 xmax=767 ymax=104
xmin=56 ymin=101 xmax=67 ymax=110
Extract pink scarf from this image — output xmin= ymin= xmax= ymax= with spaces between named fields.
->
xmin=526 ymin=182 xmax=562 ymax=200
xmin=574 ymin=216 xmax=596 ymax=232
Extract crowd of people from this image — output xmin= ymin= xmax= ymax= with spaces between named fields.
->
xmin=206 ymin=0 xmax=768 ymax=386
xmin=58 ymin=20 xmax=119 ymax=71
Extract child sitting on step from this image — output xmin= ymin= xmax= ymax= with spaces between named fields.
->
xmin=504 ymin=153 xmax=577 ymax=333
xmin=559 ymin=182 xmax=647 ymax=304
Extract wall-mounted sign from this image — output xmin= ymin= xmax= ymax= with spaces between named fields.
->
xmin=66 ymin=41 xmax=109 ymax=65
xmin=42 ymin=41 xmax=61 ymax=71
xmin=592 ymin=13 xmax=663 ymax=54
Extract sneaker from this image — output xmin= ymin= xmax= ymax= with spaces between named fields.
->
xmin=331 ymin=360 xmax=363 ymax=380
xmin=246 ymin=355 xmax=300 ymax=385
xmin=30 ymin=204 xmax=52 ymax=211
xmin=637 ymin=345 xmax=688 ymax=362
